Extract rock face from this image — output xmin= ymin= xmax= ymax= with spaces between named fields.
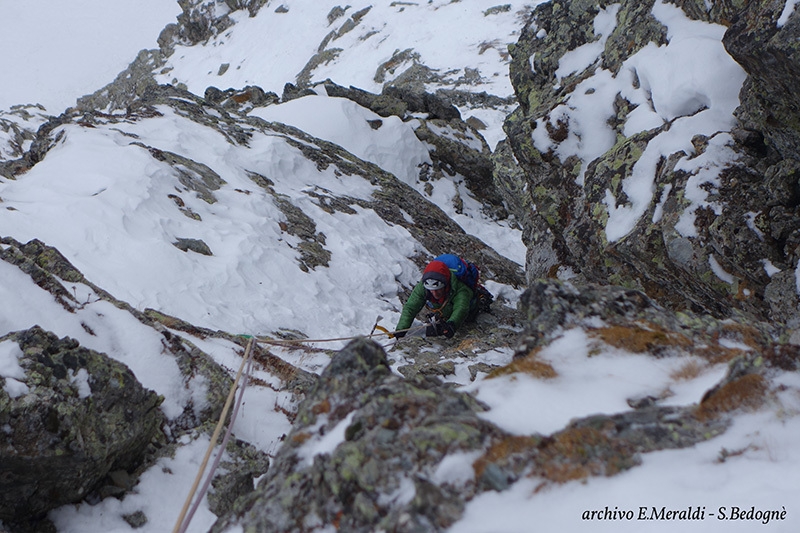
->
xmin=515 ymin=278 xmax=778 ymax=355
xmin=0 ymin=235 xmax=238 ymax=433
xmin=217 ymin=337 xmax=672 ymax=531
xmin=212 ymin=309 xmax=773 ymax=531
xmin=499 ymin=0 xmax=800 ymax=326
xmin=212 ymin=338 xmax=504 ymax=532
xmin=0 ymin=327 xmax=164 ymax=522
xmin=722 ymin=0 xmax=800 ymax=325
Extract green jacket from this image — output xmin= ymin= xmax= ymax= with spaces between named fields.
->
xmin=396 ymin=272 xmax=474 ymax=332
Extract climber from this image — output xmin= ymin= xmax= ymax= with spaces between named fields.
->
xmin=394 ymin=255 xmax=493 ymax=339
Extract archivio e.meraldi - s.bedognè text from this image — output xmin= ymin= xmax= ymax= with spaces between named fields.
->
xmin=582 ymin=505 xmax=787 ymax=524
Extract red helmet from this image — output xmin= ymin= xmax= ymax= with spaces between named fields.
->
xmin=421 ymin=260 xmax=450 ymax=291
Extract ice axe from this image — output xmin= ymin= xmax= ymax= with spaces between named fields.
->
xmin=370 ymin=315 xmax=384 ymax=336
xmin=369 ymin=315 xmax=409 ymax=341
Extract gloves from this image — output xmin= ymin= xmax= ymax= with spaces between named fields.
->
xmin=393 ymin=330 xmax=406 ymax=339
xmin=425 ymin=321 xmax=455 ymax=338
xmin=440 ymin=321 xmax=455 ymax=338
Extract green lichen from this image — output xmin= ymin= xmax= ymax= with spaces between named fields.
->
xmin=335 ymin=443 xmax=367 ymax=484
xmin=408 ymin=422 xmax=482 ymax=454
xmin=591 ymin=202 xmax=608 ymax=228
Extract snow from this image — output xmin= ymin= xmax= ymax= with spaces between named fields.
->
xmin=249 ymin=93 xmax=432 ymax=186
xmin=709 ymin=255 xmax=735 ymax=284
xmin=433 ymin=450 xmax=484 ymax=486
xmin=155 ymin=0 xmax=540 ymax=153
xmin=464 ymin=328 xmax=730 ymax=435
xmin=795 ymin=262 xmax=800 ymax=294
xmin=297 ymin=411 xmax=356 ymax=468
xmin=51 ymin=436 xmax=220 ymax=533
xmin=603 ymin=0 xmax=746 ymax=240
xmin=452 ymin=408 xmax=800 ymax=533
xmin=555 ymin=4 xmax=621 ymax=82
xmin=378 ymin=476 xmax=417 ymax=508
xmin=68 ymin=368 xmax=92 ymax=399
xmin=533 ymin=0 xmax=747 ymax=239
xmin=157 ymin=1 xmax=530 ymax=101
xmin=2 ymin=0 xmax=800 ymax=532
xmin=0 ymin=340 xmax=28 ymax=398
xmin=779 ymin=0 xmax=800 ymax=27
xmin=0 ymin=256 xmax=193 ymax=419
xmin=763 ymin=259 xmax=781 ymax=277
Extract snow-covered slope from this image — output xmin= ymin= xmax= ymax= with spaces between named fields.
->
xmin=156 ymin=0 xmax=538 ymax=149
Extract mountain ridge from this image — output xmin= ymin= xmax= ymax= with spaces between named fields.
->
xmin=1 ymin=1 xmax=800 ymax=532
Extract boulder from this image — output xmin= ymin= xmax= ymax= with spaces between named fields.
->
xmin=0 ymin=327 xmax=164 ymax=522
xmin=212 ymin=338 xmax=505 ymax=532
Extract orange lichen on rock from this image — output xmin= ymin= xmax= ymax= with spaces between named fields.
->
xmin=291 ymin=431 xmax=312 ymax=445
xmin=589 ymin=323 xmax=692 ymax=354
xmin=694 ymin=374 xmax=769 ymax=421
xmin=311 ymin=398 xmax=331 ymax=415
xmin=486 ymin=349 xmax=558 ymax=380
xmin=472 ymin=435 xmax=539 ymax=479
xmin=231 ymin=92 xmax=252 ymax=103
xmin=455 ymin=338 xmax=480 ymax=352
xmin=762 ymin=343 xmax=800 ymax=371
xmin=716 ymin=322 xmax=766 ymax=350
xmin=535 ymin=427 xmax=638 ymax=483
xmin=694 ymin=344 xmax=747 ymax=364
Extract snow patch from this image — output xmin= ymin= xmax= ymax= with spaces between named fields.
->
xmin=68 ymin=368 xmax=92 ymax=399
xmin=0 ymin=340 xmax=25 ymax=381
xmin=709 ymin=255 xmax=735 ymax=284
xmin=779 ymin=0 xmax=800 ymax=27
xmin=555 ymin=4 xmax=620 ymax=82
xmin=297 ymin=411 xmax=356 ymax=467
xmin=763 ymin=259 xmax=781 ymax=277
xmin=249 ymin=94 xmax=431 ymax=186
xmin=433 ymin=450 xmax=482 ymax=486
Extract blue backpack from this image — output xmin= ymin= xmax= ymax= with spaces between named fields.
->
xmin=434 ymin=254 xmax=480 ymax=290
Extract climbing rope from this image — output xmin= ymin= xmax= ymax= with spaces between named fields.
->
xmin=255 ymin=329 xmax=396 ymax=346
xmin=253 ymin=315 xmax=412 ymax=346
xmin=172 ymin=318 xmax=418 ymax=531
xmin=172 ymin=336 xmax=255 ymax=533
